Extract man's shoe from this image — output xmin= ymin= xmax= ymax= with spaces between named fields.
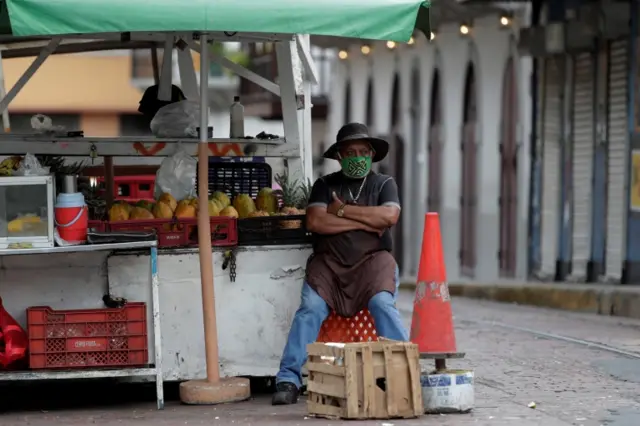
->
xmin=272 ymin=381 xmax=299 ymax=405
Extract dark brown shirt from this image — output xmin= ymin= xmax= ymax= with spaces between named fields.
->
xmin=305 ymin=171 xmax=401 ymax=317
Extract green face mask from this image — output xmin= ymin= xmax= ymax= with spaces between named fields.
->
xmin=340 ymin=156 xmax=372 ymax=179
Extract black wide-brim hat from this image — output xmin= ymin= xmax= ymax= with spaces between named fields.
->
xmin=322 ymin=122 xmax=389 ymax=163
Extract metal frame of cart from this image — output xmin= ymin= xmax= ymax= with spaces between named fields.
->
xmin=0 ymin=241 xmax=164 ymax=409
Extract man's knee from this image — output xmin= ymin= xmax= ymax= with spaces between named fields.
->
xmin=368 ymin=291 xmax=395 ymax=311
xmin=299 ymin=283 xmax=329 ymax=316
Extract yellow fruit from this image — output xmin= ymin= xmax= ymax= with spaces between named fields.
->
xmin=176 ymin=199 xmax=192 ymax=211
xmin=219 ymin=206 xmax=239 ymax=218
xmin=208 ymin=199 xmax=223 ymax=217
xmin=256 ymin=187 xmax=278 ymax=214
xmin=135 ymin=200 xmax=154 ymax=212
xmin=8 ymin=216 xmax=40 ymax=232
xmin=153 ymin=201 xmax=174 ymax=219
xmin=233 ymin=194 xmax=256 ymax=219
xmin=109 ymin=204 xmax=130 ymax=222
xmin=247 ymin=210 xmax=270 ymax=218
xmin=175 ymin=203 xmax=197 ymax=219
xmin=158 ymin=193 xmax=177 ymax=211
xmin=210 ymin=191 xmax=231 ymax=208
xmin=130 ymin=206 xmax=155 ymax=220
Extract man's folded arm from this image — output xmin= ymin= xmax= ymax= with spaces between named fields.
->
xmin=341 ymin=177 xmax=401 ymax=229
xmin=306 ymin=178 xmax=375 ymax=235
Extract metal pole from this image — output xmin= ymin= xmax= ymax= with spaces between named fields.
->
xmin=0 ymin=52 xmax=11 ymax=132
xmin=196 ymin=32 xmax=220 ymax=383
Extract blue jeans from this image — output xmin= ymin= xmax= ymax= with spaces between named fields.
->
xmin=276 ymin=267 xmax=407 ymax=389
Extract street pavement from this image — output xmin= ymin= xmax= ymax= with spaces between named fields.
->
xmin=2 ymin=292 xmax=640 ymax=426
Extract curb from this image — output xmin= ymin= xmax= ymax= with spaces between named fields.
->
xmin=399 ymin=281 xmax=640 ymax=320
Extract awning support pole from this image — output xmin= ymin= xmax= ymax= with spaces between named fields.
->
xmin=195 ymin=33 xmax=219 ymax=384
xmin=276 ymin=38 xmax=311 ymax=185
xmin=0 ymin=51 xmax=11 ymax=132
xmin=151 ymin=46 xmax=160 ymax=85
xmin=158 ymin=35 xmax=174 ymax=101
xmin=295 ymin=34 xmax=319 ymax=85
xmin=177 ymin=40 xmax=199 ymax=101
xmin=0 ymin=38 xmax=61 ymax=116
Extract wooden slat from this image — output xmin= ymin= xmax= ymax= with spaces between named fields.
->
xmin=361 ymin=345 xmax=375 ymax=418
xmin=307 ymin=401 xmax=342 ymax=418
xmin=405 ymin=345 xmax=423 ymax=416
xmin=344 ymin=347 xmax=359 ymax=418
xmin=383 ymin=345 xmax=397 ymax=417
xmin=306 ymin=362 xmax=345 ymax=376
xmin=307 ymin=380 xmax=346 ymax=399
xmin=307 ymin=343 xmax=345 ymax=358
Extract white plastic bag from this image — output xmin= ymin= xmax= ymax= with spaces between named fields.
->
xmin=14 ymin=153 xmax=50 ymax=176
xmin=30 ymin=114 xmax=66 ymax=134
xmin=153 ymin=147 xmax=197 ymax=201
xmin=150 ymin=100 xmax=200 ymax=138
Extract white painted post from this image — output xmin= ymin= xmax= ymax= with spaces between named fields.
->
xmin=275 ymin=39 xmax=305 ymax=185
xmin=158 ymin=35 xmax=174 ymax=101
xmin=297 ymin=35 xmax=314 ymax=184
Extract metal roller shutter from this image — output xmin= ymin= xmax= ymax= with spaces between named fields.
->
xmin=605 ymin=39 xmax=629 ymax=281
xmin=570 ymin=52 xmax=595 ymax=280
xmin=539 ymin=58 xmax=562 ymax=278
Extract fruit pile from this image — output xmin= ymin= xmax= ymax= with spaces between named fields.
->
xmin=0 ymin=156 xmax=22 ymax=176
xmin=106 ymin=184 xmax=307 ymax=223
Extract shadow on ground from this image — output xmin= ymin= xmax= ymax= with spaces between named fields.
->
xmin=0 ymin=377 xmax=276 ymax=413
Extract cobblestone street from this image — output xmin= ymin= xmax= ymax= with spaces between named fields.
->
xmin=2 ymin=293 xmax=640 ymax=426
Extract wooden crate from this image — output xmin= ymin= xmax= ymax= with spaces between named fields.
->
xmin=306 ymin=341 xmax=423 ymax=419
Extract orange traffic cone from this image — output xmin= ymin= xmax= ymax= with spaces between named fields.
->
xmin=410 ymin=212 xmax=458 ymax=355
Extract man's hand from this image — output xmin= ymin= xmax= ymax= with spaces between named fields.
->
xmin=327 ymin=192 xmax=344 ymax=216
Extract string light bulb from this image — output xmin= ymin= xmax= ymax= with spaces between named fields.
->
xmin=361 ymin=45 xmax=371 ymax=55
xmin=500 ymin=16 xmax=510 ymax=27
xmin=386 ymin=41 xmax=396 ymax=49
xmin=460 ymin=24 xmax=470 ymax=35
xmin=430 ymin=32 xmax=436 ymax=40
xmin=338 ymin=50 xmax=348 ymax=60
xmin=408 ymin=36 xmax=415 ymax=45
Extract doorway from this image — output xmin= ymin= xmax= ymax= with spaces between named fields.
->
xmin=499 ymin=58 xmax=519 ymax=277
xmin=459 ymin=64 xmax=478 ymax=277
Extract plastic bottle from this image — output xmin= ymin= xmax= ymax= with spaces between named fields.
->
xmin=229 ymin=96 xmax=245 ymax=138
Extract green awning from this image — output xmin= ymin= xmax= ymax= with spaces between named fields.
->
xmin=2 ymin=0 xmax=430 ymax=42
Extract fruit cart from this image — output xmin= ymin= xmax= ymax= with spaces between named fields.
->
xmin=0 ymin=0 xmax=431 ymax=410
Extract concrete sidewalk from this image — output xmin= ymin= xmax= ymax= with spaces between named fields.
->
xmin=400 ymin=280 xmax=640 ymax=320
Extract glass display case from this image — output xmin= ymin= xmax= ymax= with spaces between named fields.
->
xmin=0 ymin=175 xmax=55 ymax=250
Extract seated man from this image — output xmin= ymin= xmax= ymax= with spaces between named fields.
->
xmin=272 ymin=122 xmax=409 ymax=406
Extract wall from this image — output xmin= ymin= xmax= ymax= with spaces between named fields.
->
xmin=324 ymin=14 xmax=532 ymax=282
xmin=3 ymin=54 xmax=143 ymax=114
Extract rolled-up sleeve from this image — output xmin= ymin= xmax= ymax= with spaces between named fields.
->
xmin=307 ymin=178 xmax=331 ymax=209
xmin=378 ymin=177 xmax=401 ymax=210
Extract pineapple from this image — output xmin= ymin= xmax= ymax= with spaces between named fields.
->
xmin=274 ymin=171 xmax=303 ymax=229
xmin=274 ymin=171 xmax=303 ymax=215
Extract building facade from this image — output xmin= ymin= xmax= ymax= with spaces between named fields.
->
xmin=321 ymin=11 xmax=532 ymax=282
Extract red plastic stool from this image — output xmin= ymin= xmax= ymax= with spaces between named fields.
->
xmin=316 ymin=309 xmax=378 ymax=343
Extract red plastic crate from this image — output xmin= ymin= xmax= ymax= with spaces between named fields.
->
xmin=316 ymin=309 xmax=379 ymax=343
xmin=96 ymin=175 xmax=156 ymax=202
xmin=107 ymin=217 xmax=237 ymax=248
xmin=27 ymin=303 xmax=148 ymax=370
